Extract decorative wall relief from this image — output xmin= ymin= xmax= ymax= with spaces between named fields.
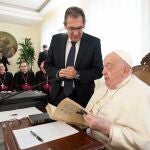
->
xmin=0 ymin=31 xmax=17 ymax=58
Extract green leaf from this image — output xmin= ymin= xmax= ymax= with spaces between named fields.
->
xmin=17 ymin=38 xmax=35 ymax=71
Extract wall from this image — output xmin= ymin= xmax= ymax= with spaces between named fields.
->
xmin=40 ymin=0 xmax=81 ymax=48
xmin=0 ymin=22 xmax=40 ymax=74
xmin=141 ymin=0 xmax=150 ymax=58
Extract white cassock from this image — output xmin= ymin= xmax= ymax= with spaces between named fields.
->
xmin=86 ymin=75 xmax=150 ymax=150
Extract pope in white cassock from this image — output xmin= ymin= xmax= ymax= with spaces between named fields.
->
xmin=84 ymin=50 xmax=150 ymax=150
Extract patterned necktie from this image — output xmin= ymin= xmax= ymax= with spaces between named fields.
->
xmin=64 ymin=41 xmax=76 ymax=96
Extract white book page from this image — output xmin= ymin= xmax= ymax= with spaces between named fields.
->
xmin=0 ymin=107 xmax=42 ymax=122
xmin=13 ymin=121 xmax=79 ymax=149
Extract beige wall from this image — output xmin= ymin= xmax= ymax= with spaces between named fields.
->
xmin=40 ymin=0 xmax=82 ymax=47
xmin=0 ymin=22 xmax=41 ymax=74
xmin=0 ymin=0 xmax=82 ymax=74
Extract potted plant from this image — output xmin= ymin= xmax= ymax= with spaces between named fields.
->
xmin=17 ymin=38 xmax=35 ymax=70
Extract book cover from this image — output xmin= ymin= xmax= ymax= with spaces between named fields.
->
xmin=28 ymin=113 xmax=54 ymax=125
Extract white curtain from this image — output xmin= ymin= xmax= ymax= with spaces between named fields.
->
xmin=141 ymin=0 xmax=150 ymax=58
xmin=82 ymin=0 xmax=150 ymax=65
xmin=41 ymin=0 xmax=150 ymax=65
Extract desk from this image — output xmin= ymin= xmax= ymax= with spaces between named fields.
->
xmin=0 ymin=91 xmax=47 ymax=111
xmin=2 ymin=118 xmax=105 ymax=150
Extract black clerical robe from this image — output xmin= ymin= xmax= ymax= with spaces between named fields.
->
xmin=0 ymin=72 xmax=13 ymax=91
xmin=35 ymin=71 xmax=51 ymax=94
xmin=13 ymin=71 xmax=35 ymax=91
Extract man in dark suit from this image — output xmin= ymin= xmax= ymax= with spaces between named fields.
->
xmin=37 ymin=44 xmax=49 ymax=68
xmin=0 ymin=51 xmax=10 ymax=71
xmin=46 ymin=6 xmax=103 ymax=107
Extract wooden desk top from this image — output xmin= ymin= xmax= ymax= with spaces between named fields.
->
xmin=2 ymin=118 xmax=106 ymax=150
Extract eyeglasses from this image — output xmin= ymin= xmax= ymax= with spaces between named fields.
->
xmin=67 ymin=26 xmax=84 ymax=32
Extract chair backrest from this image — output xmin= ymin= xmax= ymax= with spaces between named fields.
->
xmin=132 ymin=65 xmax=150 ymax=86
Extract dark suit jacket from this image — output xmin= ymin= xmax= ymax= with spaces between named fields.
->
xmin=46 ymin=33 xmax=103 ymax=106
xmin=0 ymin=72 xmax=13 ymax=91
xmin=13 ymin=71 xmax=35 ymax=91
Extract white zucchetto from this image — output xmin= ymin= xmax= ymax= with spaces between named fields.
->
xmin=113 ymin=50 xmax=133 ymax=67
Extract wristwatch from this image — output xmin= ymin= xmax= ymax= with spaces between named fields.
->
xmin=56 ymin=71 xmax=60 ymax=79
xmin=75 ymin=71 xmax=80 ymax=80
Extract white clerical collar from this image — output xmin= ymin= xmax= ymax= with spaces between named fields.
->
xmin=107 ymin=75 xmax=132 ymax=96
xmin=116 ymin=75 xmax=132 ymax=89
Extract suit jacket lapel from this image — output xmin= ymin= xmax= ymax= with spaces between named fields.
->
xmin=61 ymin=34 xmax=68 ymax=67
xmin=75 ymin=33 xmax=86 ymax=67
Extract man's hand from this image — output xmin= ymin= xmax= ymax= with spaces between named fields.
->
xmin=83 ymin=113 xmax=111 ymax=136
xmin=65 ymin=67 xmax=77 ymax=79
xmin=59 ymin=68 xmax=67 ymax=78
xmin=59 ymin=67 xmax=77 ymax=79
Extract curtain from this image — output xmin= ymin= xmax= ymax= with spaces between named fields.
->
xmin=82 ymin=0 xmax=150 ymax=65
xmin=41 ymin=0 xmax=150 ymax=65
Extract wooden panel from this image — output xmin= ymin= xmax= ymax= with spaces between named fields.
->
xmin=132 ymin=65 xmax=150 ymax=86
xmin=2 ymin=118 xmax=105 ymax=150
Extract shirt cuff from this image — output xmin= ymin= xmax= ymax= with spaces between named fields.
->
xmin=75 ymin=71 xmax=80 ymax=80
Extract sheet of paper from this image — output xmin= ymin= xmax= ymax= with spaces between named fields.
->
xmin=13 ymin=121 xmax=79 ymax=149
xmin=0 ymin=107 xmax=42 ymax=122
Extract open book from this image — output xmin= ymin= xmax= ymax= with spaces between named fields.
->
xmin=46 ymin=98 xmax=87 ymax=126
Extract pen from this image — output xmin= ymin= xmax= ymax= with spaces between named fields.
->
xmin=76 ymin=110 xmax=87 ymax=115
xmin=30 ymin=131 xmax=43 ymax=142
xmin=9 ymin=113 xmax=18 ymax=116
